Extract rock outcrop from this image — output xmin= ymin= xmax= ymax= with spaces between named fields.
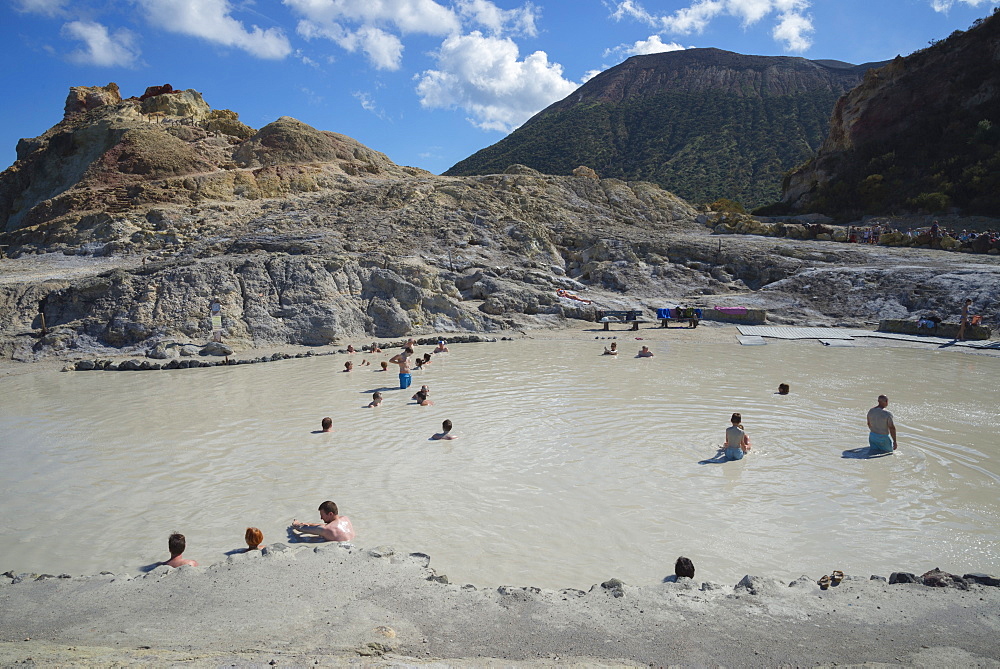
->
xmin=1 ymin=83 xmax=998 ymax=362
xmin=782 ymin=9 xmax=1000 ymax=217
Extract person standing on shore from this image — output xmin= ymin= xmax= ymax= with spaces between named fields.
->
xmin=390 ymin=347 xmax=414 ymax=389
xmin=957 ymin=298 xmax=972 ymax=341
xmin=291 ymin=501 xmax=355 ymax=542
xmin=866 ymin=395 xmax=897 ymax=454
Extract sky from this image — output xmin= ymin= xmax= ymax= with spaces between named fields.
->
xmin=2 ymin=0 xmax=998 ymax=174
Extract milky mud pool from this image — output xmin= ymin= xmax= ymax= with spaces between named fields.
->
xmin=1 ymin=337 xmax=997 ymax=587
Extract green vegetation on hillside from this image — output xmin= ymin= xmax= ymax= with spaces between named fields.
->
xmin=785 ymin=10 xmax=1000 ymax=218
xmin=447 ymin=89 xmax=845 ymax=209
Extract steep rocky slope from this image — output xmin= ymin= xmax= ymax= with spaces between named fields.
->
xmin=782 ymin=9 xmax=1000 ymax=217
xmin=0 ymin=84 xmax=997 ymax=363
xmin=446 ymin=49 xmax=884 ymax=208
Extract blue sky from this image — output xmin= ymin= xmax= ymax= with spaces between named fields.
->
xmin=2 ymin=0 xmax=998 ymax=174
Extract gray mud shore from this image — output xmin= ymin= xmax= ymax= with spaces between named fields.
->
xmin=2 ymin=542 xmax=999 ymax=667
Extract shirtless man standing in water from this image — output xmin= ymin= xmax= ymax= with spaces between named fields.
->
xmin=866 ymin=394 xmax=897 ymax=454
xmin=389 ymin=347 xmax=414 ymax=390
xmin=291 ymin=501 xmax=355 ymax=542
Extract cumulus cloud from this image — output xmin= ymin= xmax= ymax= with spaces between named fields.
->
xmin=455 ymin=0 xmax=539 ymax=36
xmin=286 ymin=0 xmax=540 ymax=68
xmin=12 ymin=0 xmax=68 ymax=16
xmin=415 ymin=31 xmax=578 ymax=132
xmin=610 ymin=0 xmax=814 ymax=52
xmin=285 ymin=0 xmax=461 ymax=38
xmin=135 ymin=0 xmax=292 ymax=59
xmin=604 ymin=34 xmax=686 ymax=60
xmin=62 ymin=20 xmax=141 ymax=67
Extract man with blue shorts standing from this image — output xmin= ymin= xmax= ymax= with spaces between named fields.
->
xmin=389 ymin=346 xmax=414 ymax=390
xmin=866 ymin=395 xmax=897 ymax=454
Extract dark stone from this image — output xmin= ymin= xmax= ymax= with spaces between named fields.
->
xmin=119 ymin=359 xmax=142 ymax=371
xmin=963 ymin=573 xmax=1000 ymax=587
xmin=75 ymin=360 xmax=95 ymax=371
xmin=262 ymin=543 xmax=290 ymax=556
xmin=921 ymin=568 xmax=969 ymax=590
xmin=105 ymin=362 xmax=119 ymax=371
xmin=148 ymin=363 xmax=162 ymax=370
xmin=889 ymin=572 xmax=919 ymax=584
xmin=139 ymin=360 xmax=152 ymax=370
xmin=601 ymin=578 xmax=625 ymax=597
xmin=870 ymin=575 xmax=887 ymax=582
xmin=427 ymin=574 xmax=449 ymax=584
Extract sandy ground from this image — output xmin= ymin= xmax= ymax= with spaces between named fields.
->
xmin=1 ymin=323 xmax=999 ymax=666
xmin=1 ymin=542 xmax=999 ymax=667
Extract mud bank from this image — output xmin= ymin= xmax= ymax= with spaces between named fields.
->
xmin=1 ymin=542 xmax=998 ymax=667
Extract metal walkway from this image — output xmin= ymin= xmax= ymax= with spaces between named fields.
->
xmin=736 ymin=325 xmax=998 ymax=348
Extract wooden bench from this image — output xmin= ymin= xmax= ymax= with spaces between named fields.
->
xmin=597 ymin=309 xmax=644 ymax=330
xmin=657 ymin=308 xmax=702 ymax=328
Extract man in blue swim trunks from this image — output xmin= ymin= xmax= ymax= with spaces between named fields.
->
xmin=866 ymin=395 xmax=897 ymax=454
xmin=389 ymin=347 xmax=414 ymax=390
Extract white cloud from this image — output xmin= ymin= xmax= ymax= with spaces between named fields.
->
xmin=931 ymin=0 xmax=998 ymax=9
xmin=353 ymin=90 xmax=389 ymax=118
xmin=285 ymin=0 xmax=461 ymax=38
xmin=62 ymin=20 xmax=141 ymax=67
xmin=415 ymin=31 xmax=578 ymax=133
xmin=135 ymin=0 xmax=292 ymax=59
xmin=455 ymin=0 xmax=539 ymax=36
xmin=610 ymin=0 xmax=814 ymax=52
xmin=12 ymin=0 xmax=68 ymax=16
xmin=286 ymin=0 xmax=540 ymax=68
xmin=772 ymin=9 xmax=812 ymax=51
xmin=581 ymin=68 xmax=604 ymax=82
xmin=604 ymin=34 xmax=686 ymax=60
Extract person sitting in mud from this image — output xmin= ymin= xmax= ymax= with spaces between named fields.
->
xmin=291 ymin=501 xmax=355 ymax=542
xmin=346 ymin=344 xmax=356 ymax=353
xmin=343 ymin=361 xmax=353 ymax=372
xmin=244 ymin=527 xmax=264 ymax=551
xmin=320 ymin=417 xmax=333 ymax=433
xmin=420 ymin=353 xmax=432 ymax=367
xmin=359 ymin=359 xmax=370 ymax=366
xmin=370 ymin=342 xmax=382 ymax=353
xmin=434 ymin=340 xmax=449 ymax=353
xmin=368 ymin=391 xmax=383 ymax=408
xmin=637 ymin=345 xmax=654 ymax=357
xmin=777 ymin=383 xmax=790 ymax=395
xmin=412 ymin=385 xmax=433 ymax=406
xmin=162 ymin=532 xmax=198 ymax=568
xmin=724 ymin=413 xmax=751 ymax=460
xmin=379 ymin=361 xmax=389 ymax=372
xmin=432 ymin=419 xmax=458 ymax=440
xmin=604 ymin=342 xmax=618 ymax=355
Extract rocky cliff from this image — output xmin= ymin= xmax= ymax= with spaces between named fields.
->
xmin=446 ymin=49 xmax=884 ymax=208
xmin=782 ymin=9 xmax=1000 ymax=217
xmin=0 ymin=84 xmax=997 ymax=363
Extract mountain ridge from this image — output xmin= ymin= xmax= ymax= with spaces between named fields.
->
xmin=445 ymin=48 xmax=887 ymax=208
